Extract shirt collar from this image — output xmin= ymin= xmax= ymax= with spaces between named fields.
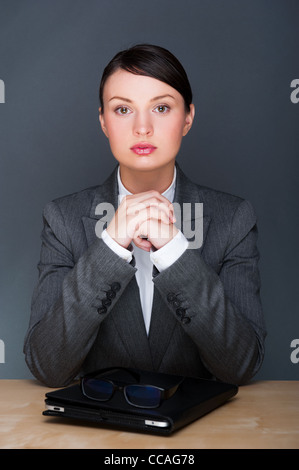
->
xmin=117 ymin=166 xmax=176 ymax=204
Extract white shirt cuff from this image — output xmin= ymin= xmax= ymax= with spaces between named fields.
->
xmin=150 ymin=230 xmax=188 ymax=272
xmin=101 ymin=229 xmax=133 ymax=263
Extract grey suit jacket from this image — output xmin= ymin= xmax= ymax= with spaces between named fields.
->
xmin=24 ymin=164 xmax=266 ymax=387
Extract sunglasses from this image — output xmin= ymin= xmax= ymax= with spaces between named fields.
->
xmin=81 ymin=367 xmax=184 ymax=409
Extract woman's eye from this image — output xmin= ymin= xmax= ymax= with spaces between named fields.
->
xmin=115 ymin=106 xmax=131 ymax=115
xmin=154 ymin=105 xmax=169 ymax=114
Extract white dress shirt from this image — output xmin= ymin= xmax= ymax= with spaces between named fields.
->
xmin=101 ymin=166 xmax=188 ymax=334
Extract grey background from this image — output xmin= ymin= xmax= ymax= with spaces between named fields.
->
xmin=0 ymin=0 xmax=298 ymax=380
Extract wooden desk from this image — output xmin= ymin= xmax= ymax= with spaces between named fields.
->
xmin=0 ymin=380 xmax=298 ymax=449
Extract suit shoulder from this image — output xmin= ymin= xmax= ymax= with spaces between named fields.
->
xmin=200 ymin=187 xmax=257 ymax=237
xmin=196 ymin=182 xmax=245 ymax=211
xmin=53 ymin=184 xmax=99 ymax=206
xmin=190 ymin=180 xmax=257 ymax=229
xmin=178 ymin=166 xmax=244 ymax=210
xmin=43 ymin=184 xmax=100 ymax=221
xmin=44 ymin=167 xmax=117 ymax=218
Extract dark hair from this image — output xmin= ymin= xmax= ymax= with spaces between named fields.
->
xmin=99 ymin=44 xmax=193 ymax=113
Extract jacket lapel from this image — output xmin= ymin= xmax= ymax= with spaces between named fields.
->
xmin=81 ymin=166 xmax=118 ymax=247
xmin=81 ymin=166 xmax=153 ymax=369
xmin=148 ymin=163 xmax=211 ymax=369
xmin=110 ymin=277 xmax=154 ymax=370
xmin=174 ymin=163 xmax=211 ymax=253
xmin=148 ymin=289 xmax=178 ymax=370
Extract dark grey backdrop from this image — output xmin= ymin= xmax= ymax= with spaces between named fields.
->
xmin=0 ymin=0 xmax=298 ymax=380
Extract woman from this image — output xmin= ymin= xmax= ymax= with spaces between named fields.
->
xmin=24 ymin=44 xmax=266 ymax=387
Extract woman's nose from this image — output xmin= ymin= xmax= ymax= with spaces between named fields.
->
xmin=133 ymin=112 xmax=154 ymax=136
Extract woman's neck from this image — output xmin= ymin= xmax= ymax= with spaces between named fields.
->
xmin=119 ymin=162 xmax=175 ymax=194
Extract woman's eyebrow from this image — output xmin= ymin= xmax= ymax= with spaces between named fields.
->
xmin=108 ymin=96 xmax=133 ymax=103
xmin=108 ymin=94 xmax=176 ymax=103
xmin=150 ymin=94 xmax=176 ymax=102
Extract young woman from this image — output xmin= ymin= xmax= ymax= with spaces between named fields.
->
xmin=24 ymin=44 xmax=266 ymax=387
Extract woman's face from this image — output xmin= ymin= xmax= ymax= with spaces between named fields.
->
xmin=99 ymin=69 xmax=194 ymax=173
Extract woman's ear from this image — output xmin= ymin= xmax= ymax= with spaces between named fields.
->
xmin=183 ymin=103 xmax=195 ymax=136
xmin=99 ymin=107 xmax=109 ymax=137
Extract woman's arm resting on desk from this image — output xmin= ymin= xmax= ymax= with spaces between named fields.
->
xmin=23 ymin=201 xmax=137 ymax=387
xmin=153 ymin=199 xmax=266 ymax=385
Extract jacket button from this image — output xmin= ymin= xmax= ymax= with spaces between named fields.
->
xmin=102 ymin=298 xmax=111 ymax=307
xmin=167 ymin=293 xmax=176 ymax=303
xmin=111 ymin=282 xmax=121 ymax=292
xmin=172 ymin=299 xmax=181 ymax=308
xmin=106 ymin=290 xmax=116 ymax=300
xmin=176 ymin=307 xmax=185 ymax=318
xmin=181 ymin=316 xmax=191 ymax=324
xmin=97 ymin=306 xmax=107 ymax=314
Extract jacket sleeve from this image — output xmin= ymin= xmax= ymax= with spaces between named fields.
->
xmin=23 ymin=201 xmax=137 ymax=387
xmin=152 ymin=199 xmax=266 ymax=385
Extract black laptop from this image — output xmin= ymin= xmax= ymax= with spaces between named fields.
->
xmin=43 ymin=367 xmax=238 ymax=435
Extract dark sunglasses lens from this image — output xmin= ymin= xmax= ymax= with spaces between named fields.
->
xmin=83 ymin=378 xmax=113 ymax=400
xmin=125 ymin=385 xmax=161 ymax=408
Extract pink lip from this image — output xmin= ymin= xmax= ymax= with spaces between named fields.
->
xmin=130 ymin=142 xmax=157 ymax=155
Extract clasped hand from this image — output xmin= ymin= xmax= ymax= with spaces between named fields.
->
xmin=106 ymin=190 xmax=178 ymax=252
